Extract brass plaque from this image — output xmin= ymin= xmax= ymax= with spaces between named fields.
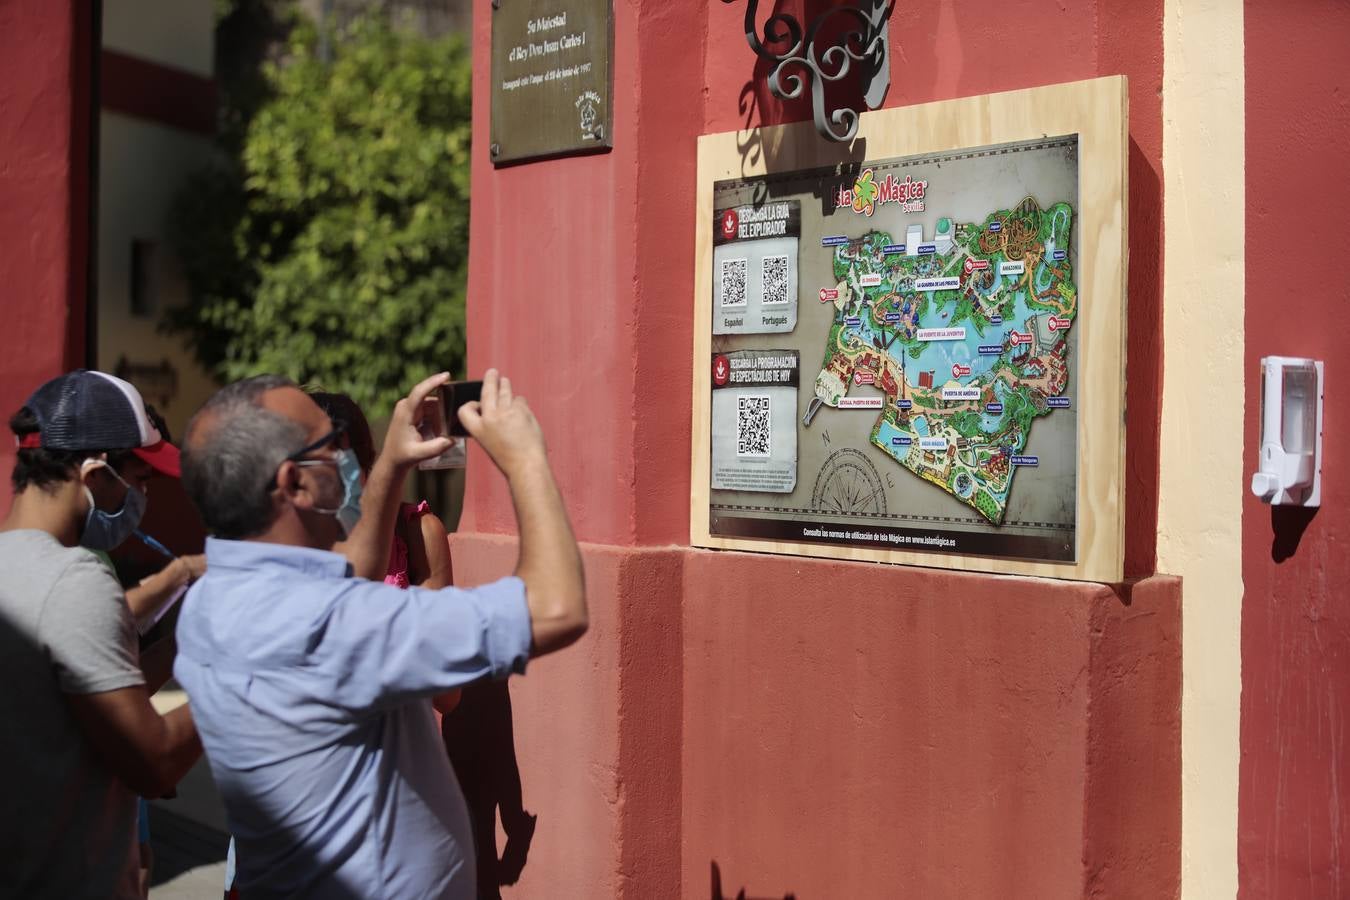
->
xmin=490 ymin=0 xmax=613 ymax=166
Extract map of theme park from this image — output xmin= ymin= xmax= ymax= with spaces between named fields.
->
xmin=811 ymin=196 xmax=1076 ymax=524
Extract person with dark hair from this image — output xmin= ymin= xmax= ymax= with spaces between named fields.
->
xmin=0 ymin=370 xmax=202 ymax=900
xmin=174 ymin=369 xmax=587 ymax=899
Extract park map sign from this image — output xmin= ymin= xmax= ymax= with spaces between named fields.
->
xmin=692 ymin=78 xmax=1128 ymax=581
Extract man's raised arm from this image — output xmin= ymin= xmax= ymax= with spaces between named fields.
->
xmin=337 ymin=373 xmax=452 ymax=579
xmin=457 ymin=370 xmax=587 ymax=656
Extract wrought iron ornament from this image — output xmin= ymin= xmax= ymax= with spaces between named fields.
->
xmin=724 ymin=0 xmax=894 ymax=143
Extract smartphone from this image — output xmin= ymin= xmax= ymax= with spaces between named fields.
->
xmin=416 ymin=379 xmax=481 ymax=470
xmin=442 ymin=380 xmax=483 ymax=437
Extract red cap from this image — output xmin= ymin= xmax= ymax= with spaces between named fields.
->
xmin=132 ymin=439 xmax=181 ymax=478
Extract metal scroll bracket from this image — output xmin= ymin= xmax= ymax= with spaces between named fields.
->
xmin=723 ymin=0 xmax=894 ymax=143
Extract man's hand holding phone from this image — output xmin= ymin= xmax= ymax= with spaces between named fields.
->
xmin=382 ymin=372 xmax=454 ymax=470
xmin=455 ymin=369 xmax=548 ymax=480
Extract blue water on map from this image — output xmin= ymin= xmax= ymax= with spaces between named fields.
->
xmin=875 ymin=418 xmax=906 ymax=450
xmin=911 ymin=415 xmax=930 ymax=438
xmin=840 ymin=242 xmax=1066 ymax=393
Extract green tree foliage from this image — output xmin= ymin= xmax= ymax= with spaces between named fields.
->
xmin=168 ymin=13 xmax=471 ymax=412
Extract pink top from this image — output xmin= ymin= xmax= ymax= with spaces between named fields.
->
xmin=383 ymin=501 xmax=431 ymax=588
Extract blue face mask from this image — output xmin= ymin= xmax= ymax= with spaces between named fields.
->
xmin=79 ymin=461 xmax=148 ymax=551
xmin=301 ymin=448 xmax=363 ymax=538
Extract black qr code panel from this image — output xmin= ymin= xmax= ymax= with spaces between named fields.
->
xmin=736 ymin=395 xmax=772 ymax=457
xmin=761 ymin=255 xmax=790 ymax=305
xmin=720 ymin=257 xmax=748 ymax=307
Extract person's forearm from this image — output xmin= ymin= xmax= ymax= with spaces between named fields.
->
xmin=125 ymin=559 xmax=190 ymax=628
xmin=509 ymin=456 xmax=587 ymax=654
xmin=145 ymin=704 xmax=201 ymax=796
xmin=338 ymin=455 xmax=408 ymax=580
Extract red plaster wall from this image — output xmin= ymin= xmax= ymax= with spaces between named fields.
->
xmin=1239 ymin=1 xmax=1350 ymax=896
xmin=681 ymin=557 xmax=1178 ymax=899
xmin=466 ymin=1 xmax=1174 ymax=897
xmin=451 ymin=535 xmax=684 ymax=900
xmin=0 ymin=0 xmax=91 ymax=510
xmin=463 ymin=0 xmax=703 ymax=547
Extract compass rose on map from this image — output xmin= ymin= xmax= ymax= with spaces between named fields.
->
xmin=811 ymin=448 xmax=888 ymax=515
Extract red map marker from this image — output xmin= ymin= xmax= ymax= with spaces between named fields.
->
xmin=819 ymin=287 xmax=838 ymax=302
xmin=1048 ymin=316 xmax=1071 ymax=332
xmin=952 ymin=363 xmax=971 ymax=378
xmin=712 ymin=354 xmax=730 ymax=386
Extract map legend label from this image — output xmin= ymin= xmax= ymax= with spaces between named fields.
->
xmin=917 ymin=327 xmax=966 ymax=341
xmin=915 ymin=277 xmax=961 ymax=291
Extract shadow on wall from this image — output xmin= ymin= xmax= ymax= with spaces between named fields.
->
xmin=1270 ymin=504 xmax=1318 ymax=563
xmin=441 ymin=679 xmax=536 ymax=899
xmin=711 ymin=861 xmax=798 ymax=900
xmin=1124 ymin=135 xmax=1164 ymax=577
xmin=730 ymin=0 xmax=882 ymax=204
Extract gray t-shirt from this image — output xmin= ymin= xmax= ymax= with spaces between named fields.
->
xmin=0 ymin=529 xmax=145 ymax=899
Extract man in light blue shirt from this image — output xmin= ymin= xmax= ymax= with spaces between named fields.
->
xmin=175 ymin=371 xmax=587 ymax=899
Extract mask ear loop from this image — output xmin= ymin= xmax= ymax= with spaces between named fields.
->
xmin=79 ymin=454 xmax=109 ymax=478
xmin=77 ymin=456 xmax=109 ymax=518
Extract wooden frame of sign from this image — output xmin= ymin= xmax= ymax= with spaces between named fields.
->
xmin=690 ymin=76 xmax=1128 ymax=582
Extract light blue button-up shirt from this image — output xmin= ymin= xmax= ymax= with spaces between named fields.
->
xmin=175 ymin=537 xmax=532 ymax=899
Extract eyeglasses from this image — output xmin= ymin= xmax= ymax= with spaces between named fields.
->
xmin=285 ymin=420 xmax=348 ymax=463
xmin=267 ymin=420 xmax=347 ymax=489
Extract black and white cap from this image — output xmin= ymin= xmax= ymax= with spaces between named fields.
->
xmin=17 ymin=369 xmax=180 ymax=476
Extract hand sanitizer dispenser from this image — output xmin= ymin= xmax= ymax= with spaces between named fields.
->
xmin=1250 ymin=356 xmax=1323 ymax=506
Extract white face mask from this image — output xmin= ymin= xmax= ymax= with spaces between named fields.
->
xmin=78 ymin=459 xmax=147 ymax=551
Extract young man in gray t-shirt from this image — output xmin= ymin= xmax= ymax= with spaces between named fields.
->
xmin=0 ymin=371 xmax=201 ymax=899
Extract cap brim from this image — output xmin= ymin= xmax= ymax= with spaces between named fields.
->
xmin=132 ymin=439 xmax=181 ymax=477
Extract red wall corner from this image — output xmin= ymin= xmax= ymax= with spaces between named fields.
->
xmin=1083 ymin=575 xmax=1182 ymax=899
xmin=448 ymin=534 xmax=686 ymax=899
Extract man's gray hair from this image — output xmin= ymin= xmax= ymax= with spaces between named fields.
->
xmin=182 ymin=375 xmax=309 ymax=539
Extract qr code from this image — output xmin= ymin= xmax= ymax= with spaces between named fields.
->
xmin=736 ymin=394 xmax=772 ymax=457
xmin=720 ymin=257 xmax=748 ymax=307
xmin=761 ymin=254 xmax=790 ymax=305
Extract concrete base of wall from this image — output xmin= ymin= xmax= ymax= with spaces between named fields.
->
xmin=452 ymin=533 xmax=1181 ymax=899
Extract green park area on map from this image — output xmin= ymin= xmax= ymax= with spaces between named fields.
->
xmin=810 ymin=198 xmax=1076 ymax=524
